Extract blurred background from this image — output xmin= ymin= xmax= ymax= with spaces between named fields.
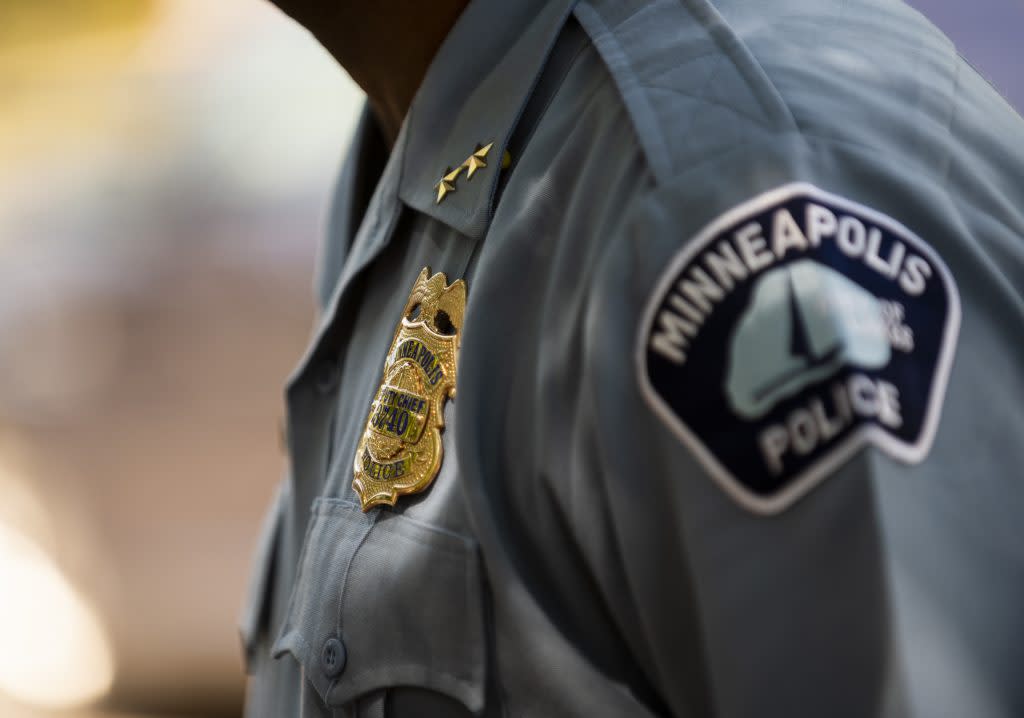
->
xmin=0 ymin=1 xmax=1019 ymax=717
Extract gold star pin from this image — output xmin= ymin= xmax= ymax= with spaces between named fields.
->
xmin=464 ymin=142 xmax=494 ymax=180
xmin=434 ymin=142 xmax=512 ymax=204
xmin=434 ymin=166 xmax=464 ymax=204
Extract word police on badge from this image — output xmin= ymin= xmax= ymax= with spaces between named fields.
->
xmin=353 ymin=268 xmax=467 ymax=511
xmin=638 ymin=183 xmax=960 ymax=514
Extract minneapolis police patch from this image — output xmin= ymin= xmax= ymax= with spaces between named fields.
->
xmin=637 ymin=183 xmax=960 ymax=514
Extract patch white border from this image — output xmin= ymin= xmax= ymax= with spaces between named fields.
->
xmin=635 ymin=182 xmax=962 ymax=515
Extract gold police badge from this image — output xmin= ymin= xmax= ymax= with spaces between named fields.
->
xmin=353 ymin=268 xmax=466 ymax=511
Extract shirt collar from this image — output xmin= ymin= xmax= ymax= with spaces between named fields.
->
xmin=397 ymin=0 xmax=579 ymax=239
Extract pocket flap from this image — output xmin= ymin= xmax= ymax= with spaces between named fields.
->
xmin=272 ymin=498 xmax=486 ymax=713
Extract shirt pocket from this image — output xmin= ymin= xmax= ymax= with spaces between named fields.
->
xmin=271 ymin=497 xmax=487 ymax=714
xmin=238 ymin=481 xmax=285 ymax=674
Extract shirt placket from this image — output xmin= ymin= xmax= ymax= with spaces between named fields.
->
xmin=284 ymin=124 xmax=408 ymax=537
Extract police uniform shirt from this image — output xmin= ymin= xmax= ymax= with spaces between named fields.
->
xmin=239 ymin=0 xmax=1024 ymax=716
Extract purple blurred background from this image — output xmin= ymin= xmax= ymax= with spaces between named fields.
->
xmin=909 ymin=0 xmax=1023 ymax=109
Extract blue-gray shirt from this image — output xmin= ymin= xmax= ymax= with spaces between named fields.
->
xmin=240 ymin=0 xmax=1024 ymax=715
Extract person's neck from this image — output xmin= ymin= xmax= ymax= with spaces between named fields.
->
xmin=306 ymin=2 xmax=471 ymax=146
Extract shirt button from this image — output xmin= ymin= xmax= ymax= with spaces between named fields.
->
xmin=315 ymin=360 xmax=339 ymax=394
xmin=321 ymin=637 xmax=347 ymax=679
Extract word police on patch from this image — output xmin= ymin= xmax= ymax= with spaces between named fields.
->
xmin=637 ymin=184 xmax=960 ymax=514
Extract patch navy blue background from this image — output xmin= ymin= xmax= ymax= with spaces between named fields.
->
xmin=638 ymin=184 xmax=960 ymax=514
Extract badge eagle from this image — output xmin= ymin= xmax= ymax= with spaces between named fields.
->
xmin=353 ymin=268 xmax=466 ymax=511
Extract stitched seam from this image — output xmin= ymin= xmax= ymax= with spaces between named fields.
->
xmin=574 ymin=2 xmax=675 ymax=183
xmin=329 ymin=513 xmax=379 ymax=695
xmin=663 ymin=64 xmax=773 ymax=133
xmin=334 ymin=665 xmax=477 ymax=693
xmin=369 ymin=523 xmax=475 ymax=560
xmin=677 ymin=0 xmax=799 ymax=130
xmin=381 ymin=512 xmax=477 ymax=546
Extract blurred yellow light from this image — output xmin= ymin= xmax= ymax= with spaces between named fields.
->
xmin=0 ymin=523 xmax=114 ymax=709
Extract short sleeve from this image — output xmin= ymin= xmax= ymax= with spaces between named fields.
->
xmin=567 ymin=130 xmax=1024 ymax=716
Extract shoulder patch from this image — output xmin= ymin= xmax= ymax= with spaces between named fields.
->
xmin=636 ymin=183 xmax=961 ymax=514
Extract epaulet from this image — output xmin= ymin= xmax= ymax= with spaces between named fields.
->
xmin=573 ymin=0 xmax=799 ymax=186
xmin=573 ymin=0 xmax=959 ymax=187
